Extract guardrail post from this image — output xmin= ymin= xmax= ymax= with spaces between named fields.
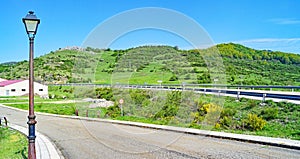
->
xmin=237 ymin=91 xmax=240 ymax=100
xmin=262 ymin=93 xmax=266 ymax=102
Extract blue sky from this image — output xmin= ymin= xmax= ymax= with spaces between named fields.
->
xmin=1 ymin=0 xmax=300 ymax=63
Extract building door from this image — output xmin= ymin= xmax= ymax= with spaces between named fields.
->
xmin=5 ymin=90 xmax=9 ymax=96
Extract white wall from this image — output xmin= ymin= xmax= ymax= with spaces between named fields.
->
xmin=0 ymin=80 xmax=48 ymax=97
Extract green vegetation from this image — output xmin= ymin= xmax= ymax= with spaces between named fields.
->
xmin=0 ymin=96 xmax=63 ymax=104
xmin=4 ymin=87 xmax=299 ymax=140
xmin=6 ymin=102 xmax=78 ymax=115
xmin=0 ymin=43 xmax=299 ymax=141
xmin=0 ymin=127 xmax=27 ymax=159
xmin=0 ymin=43 xmax=299 ymax=85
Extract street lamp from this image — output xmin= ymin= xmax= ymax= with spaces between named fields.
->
xmin=23 ymin=11 xmax=40 ymax=159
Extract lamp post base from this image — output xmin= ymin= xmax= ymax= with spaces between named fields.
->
xmin=27 ymin=115 xmax=37 ymax=159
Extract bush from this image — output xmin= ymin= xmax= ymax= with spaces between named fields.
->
xmin=260 ymin=107 xmax=278 ymax=120
xmin=240 ymin=97 xmax=248 ymax=102
xmin=220 ymin=108 xmax=236 ymax=118
xmin=244 ymin=113 xmax=266 ymax=131
xmin=247 ymin=100 xmax=257 ymax=108
xmin=74 ymin=87 xmax=95 ymax=98
xmin=105 ymin=104 xmax=121 ymax=118
xmin=154 ymin=91 xmax=181 ymax=119
xmin=265 ymin=100 xmax=276 ymax=106
xmin=191 ymin=111 xmax=205 ymax=124
xmin=220 ymin=116 xmax=233 ymax=128
xmin=169 ymin=74 xmax=178 ymax=81
xmin=214 ymin=123 xmax=221 ymax=129
xmin=192 ymin=103 xmax=222 ymax=125
xmin=95 ymin=87 xmax=113 ymax=101
xmin=129 ymin=89 xmax=150 ymax=106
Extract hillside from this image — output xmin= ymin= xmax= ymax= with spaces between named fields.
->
xmin=0 ymin=43 xmax=299 ymax=85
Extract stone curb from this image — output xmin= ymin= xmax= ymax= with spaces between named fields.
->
xmin=2 ymin=104 xmax=300 ymax=151
xmin=8 ymin=124 xmax=64 ymax=159
xmin=1 ymin=104 xmax=64 ymax=159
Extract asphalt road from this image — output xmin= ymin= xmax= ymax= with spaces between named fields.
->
xmin=1 ymin=106 xmax=300 ymax=159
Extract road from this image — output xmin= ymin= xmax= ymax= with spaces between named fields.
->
xmin=1 ymin=105 xmax=300 ymax=159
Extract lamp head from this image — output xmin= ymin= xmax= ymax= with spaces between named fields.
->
xmin=23 ymin=11 xmax=40 ymax=37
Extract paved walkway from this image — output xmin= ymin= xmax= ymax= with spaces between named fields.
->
xmin=9 ymin=124 xmax=63 ymax=159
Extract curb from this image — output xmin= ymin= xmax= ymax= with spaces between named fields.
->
xmin=9 ymin=124 xmax=64 ymax=159
xmin=1 ymin=104 xmax=64 ymax=159
xmin=2 ymin=104 xmax=300 ymax=151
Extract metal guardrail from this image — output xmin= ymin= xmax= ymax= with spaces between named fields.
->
xmin=49 ymin=83 xmax=300 ymax=102
xmin=49 ymin=83 xmax=300 ymax=90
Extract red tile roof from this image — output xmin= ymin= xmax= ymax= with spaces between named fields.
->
xmin=0 ymin=80 xmax=23 ymax=87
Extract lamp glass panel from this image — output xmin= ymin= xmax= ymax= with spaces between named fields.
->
xmin=25 ymin=20 xmax=38 ymax=33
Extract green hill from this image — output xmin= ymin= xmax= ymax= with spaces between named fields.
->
xmin=0 ymin=43 xmax=299 ymax=85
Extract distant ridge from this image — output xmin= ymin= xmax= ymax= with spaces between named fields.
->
xmin=0 ymin=61 xmax=18 ymax=66
xmin=0 ymin=43 xmax=299 ymax=86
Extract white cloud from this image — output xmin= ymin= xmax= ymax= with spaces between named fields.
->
xmin=237 ymin=38 xmax=300 ymax=43
xmin=268 ymin=18 xmax=300 ymax=25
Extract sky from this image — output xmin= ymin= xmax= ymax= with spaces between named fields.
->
xmin=1 ymin=0 xmax=300 ymax=63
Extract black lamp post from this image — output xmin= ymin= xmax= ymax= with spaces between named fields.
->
xmin=23 ymin=11 xmax=40 ymax=159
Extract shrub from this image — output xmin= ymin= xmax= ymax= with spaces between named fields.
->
xmin=220 ymin=108 xmax=236 ymax=118
xmin=240 ymin=97 xmax=248 ymax=102
xmin=191 ymin=111 xmax=205 ymax=124
xmin=244 ymin=113 xmax=266 ymax=131
xmin=192 ymin=103 xmax=222 ymax=125
xmin=169 ymin=74 xmax=178 ymax=81
xmin=129 ymin=89 xmax=150 ymax=106
xmin=105 ymin=104 xmax=121 ymax=118
xmin=247 ymin=100 xmax=257 ymax=108
xmin=220 ymin=116 xmax=233 ymax=128
xmin=265 ymin=100 xmax=276 ymax=106
xmin=95 ymin=87 xmax=113 ymax=101
xmin=74 ymin=87 xmax=95 ymax=98
xmin=214 ymin=123 xmax=221 ymax=129
xmin=154 ymin=91 xmax=181 ymax=119
xmin=260 ymin=107 xmax=278 ymax=120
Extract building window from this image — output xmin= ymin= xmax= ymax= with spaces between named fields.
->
xmin=39 ymin=89 xmax=43 ymax=91
xmin=22 ymin=89 xmax=26 ymax=92
xmin=11 ymin=89 xmax=16 ymax=92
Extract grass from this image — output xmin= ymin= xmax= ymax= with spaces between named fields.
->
xmin=0 ymin=98 xmax=28 ymax=103
xmin=0 ymin=127 xmax=27 ymax=159
xmin=5 ymin=102 xmax=82 ymax=116
xmin=0 ymin=96 xmax=64 ymax=104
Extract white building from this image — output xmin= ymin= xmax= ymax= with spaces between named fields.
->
xmin=0 ymin=80 xmax=48 ymax=97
